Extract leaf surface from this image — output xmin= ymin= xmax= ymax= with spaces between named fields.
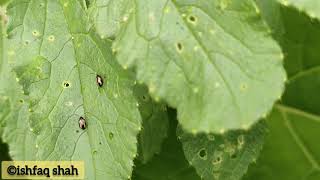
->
xmin=178 ymin=121 xmax=266 ymax=180
xmin=0 ymin=8 xmax=37 ymax=160
xmin=245 ymin=1 xmax=320 ymax=179
xmin=134 ymin=85 xmax=169 ymax=164
xmin=110 ymin=0 xmax=286 ymax=133
xmin=7 ymin=0 xmax=142 ymax=179
xmin=277 ymin=0 xmax=320 ymax=20
xmin=133 ymin=109 xmax=200 ymax=180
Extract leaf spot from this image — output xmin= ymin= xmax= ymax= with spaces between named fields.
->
xmin=176 ymin=42 xmax=183 ymax=52
xmin=63 ymin=81 xmax=71 ymax=88
xmin=123 ymin=15 xmax=129 ymax=22
xmin=109 ymin=132 xmax=114 ymax=140
xmin=219 ymin=0 xmax=231 ymax=10
xmin=207 ymin=134 xmax=215 ymax=141
xmin=32 ymin=30 xmax=40 ymax=37
xmin=164 ymin=7 xmax=170 ymax=13
xmin=8 ymin=50 xmax=15 ymax=56
xmin=24 ymin=40 xmax=30 ymax=45
xmin=187 ymin=15 xmax=197 ymax=24
xmin=240 ymin=83 xmax=248 ymax=92
xmin=48 ymin=35 xmax=55 ymax=42
xmin=65 ymin=101 xmax=73 ymax=106
xmin=148 ymin=85 xmax=156 ymax=93
xmin=193 ymin=87 xmax=199 ymax=94
xmin=210 ymin=29 xmax=216 ymax=35
xmin=230 ymin=152 xmax=237 ymax=159
xmin=212 ymin=156 xmax=222 ymax=165
xmin=219 ymin=128 xmax=225 ymax=133
xmin=213 ymin=172 xmax=220 ymax=179
xmin=214 ymin=82 xmax=221 ymax=88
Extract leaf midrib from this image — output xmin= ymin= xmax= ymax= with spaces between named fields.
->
xmin=275 ymin=103 xmax=320 ymax=170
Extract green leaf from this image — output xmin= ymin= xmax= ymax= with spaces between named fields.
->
xmin=134 ymin=85 xmax=169 ymax=164
xmin=109 ymin=0 xmax=286 ymax=133
xmin=178 ymin=121 xmax=266 ymax=180
xmin=2 ymin=101 xmax=37 ymax=160
xmin=277 ymin=0 xmax=320 ymax=20
xmin=245 ymin=106 xmax=320 ymax=180
xmin=133 ymin=109 xmax=200 ymax=180
xmin=88 ymin=0 xmax=133 ymax=39
xmin=0 ymin=138 xmax=11 ymax=161
xmin=0 ymin=9 xmax=37 ymax=160
xmin=7 ymin=0 xmax=142 ymax=179
xmin=245 ymin=1 xmax=320 ymax=179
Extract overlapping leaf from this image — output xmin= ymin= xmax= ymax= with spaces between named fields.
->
xmin=133 ymin=109 xmax=200 ymax=180
xmin=91 ymin=0 xmax=286 ymax=133
xmin=0 ymin=9 xmax=37 ymax=160
xmin=245 ymin=1 xmax=320 ymax=179
xmin=178 ymin=121 xmax=266 ymax=180
xmin=277 ymin=0 xmax=320 ymax=20
xmin=134 ymin=85 xmax=169 ymax=164
xmin=6 ymin=0 xmax=142 ymax=179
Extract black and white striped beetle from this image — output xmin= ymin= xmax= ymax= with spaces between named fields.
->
xmin=96 ymin=75 xmax=104 ymax=87
xmin=79 ymin=116 xmax=86 ymax=130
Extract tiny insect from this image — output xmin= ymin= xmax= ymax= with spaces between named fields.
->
xmin=79 ymin=116 xmax=86 ymax=130
xmin=96 ymin=75 xmax=104 ymax=87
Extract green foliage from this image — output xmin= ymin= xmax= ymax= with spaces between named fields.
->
xmin=277 ymin=0 xmax=320 ymax=19
xmin=111 ymin=0 xmax=286 ymax=133
xmin=178 ymin=121 xmax=266 ymax=180
xmin=134 ymin=85 xmax=169 ymax=164
xmin=133 ymin=109 xmax=200 ymax=180
xmin=1 ymin=0 xmax=319 ymax=179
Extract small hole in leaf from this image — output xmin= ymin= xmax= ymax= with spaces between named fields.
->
xmin=212 ymin=157 xmax=222 ymax=165
xmin=188 ymin=15 xmax=197 ymax=23
xmin=63 ymin=82 xmax=70 ymax=88
xmin=32 ymin=30 xmax=39 ymax=37
xmin=230 ymin=153 xmax=237 ymax=159
xmin=142 ymin=95 xmax=149 ymax=101
xmin=19 ymin=99 xmax=24 ymax=103
xmin=108 ymin=35 xmax=116 ymax=41
xmin=176 ymin=42 xmax=183 ymax=52
xmin=109 ymin=132 xmax=114 ymax=140
xmin=198 ymin=148 xmax=207 ymax=160
xmin=99 ymin=142 xmax=102 ymax=145
xmin=76 ymin=130 xmax=79 ymax=133
xmin=24 ymin=40 xmax=29 ymax=45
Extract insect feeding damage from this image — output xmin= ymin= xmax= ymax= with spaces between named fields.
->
xmin=96 ymin=75 xmax=104 ymax=87
xmin=79 ymin=117 xmax=86 ymax=130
